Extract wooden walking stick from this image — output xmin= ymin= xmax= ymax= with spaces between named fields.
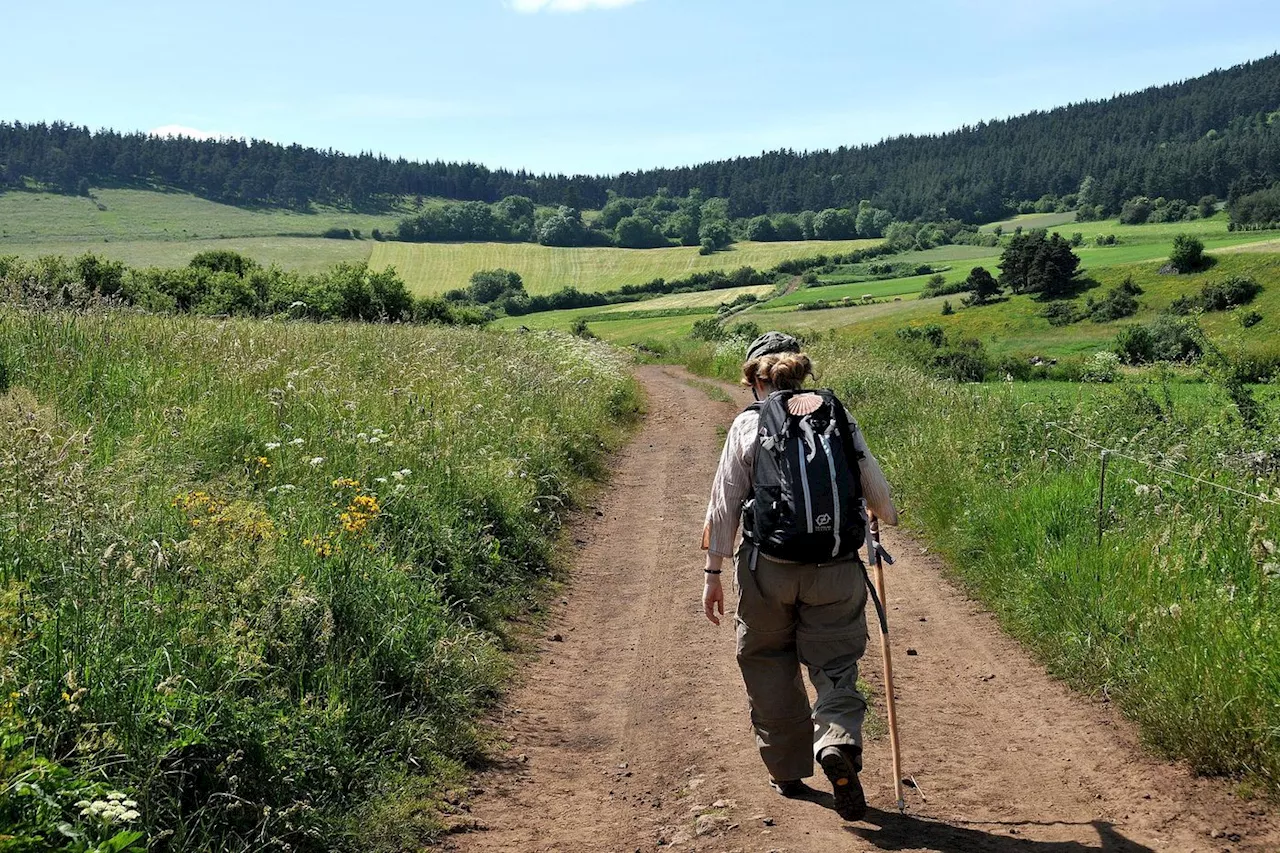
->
xmin=869 ymin=514 xmax=907 ymax=814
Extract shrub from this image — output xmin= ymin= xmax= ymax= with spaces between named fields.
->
xmin=1237 ymin=309 xmax=1263 ymax=328
xmin=467 ymin=269 xmax=525 ymax=304
xmin=189 ymin=249 xmax=259 ymax=277
xmin=941 ymin=300 xmax=954 ymax=315
xmin=1169 ymin=234 xmax=1206 ymax=273
xmin=1042 ymin=301 xmax=1083 ymax=326
xmin=1169 ymin=275 xmax=1262 ymax=314
xmin=1079 ymin=350 xmax=1121 ymax=382
xmin=1119 ymin=196 xmax=1153 ymax=224
xmin=1087 ymin=276 xmax=1141 ymax=322
xmin=1113 ymin=324 xmax=1155 ymax=364
xmin=1115 ymin=316 xmax=1204 ymax=364
xmin=690 ymin=316 xmax=725 ymax=341
xmin=1200 ymin=275 xmax=1261 ymax=311
xmin=321 ymin=227 xmax=354 ymax=239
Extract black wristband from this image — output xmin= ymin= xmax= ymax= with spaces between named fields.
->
xmin=704 ymin=569 xmax=722 ymax=574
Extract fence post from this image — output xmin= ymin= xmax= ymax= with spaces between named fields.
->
xmin=1097 ymin=449 xmax=1110 ymax=547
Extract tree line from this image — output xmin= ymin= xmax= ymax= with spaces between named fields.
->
xmin=392 ymin=190 xmax=898 ymax=251
xmin=3 ymin=54 xmax=1279 ymax=223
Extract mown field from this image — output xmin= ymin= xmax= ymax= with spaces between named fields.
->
xmin=0 ymin=311 xmax=638 ymax=851
xmin=0 ymin=188 xmax=402 ymax=271
xmin=681 ymin=335 xmax=1280 ymax=795
xmin=368 ymin=238 xmax=881 ymax=297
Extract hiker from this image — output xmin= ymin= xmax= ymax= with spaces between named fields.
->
xmin=701 ymin=331 xmax=898 ymax=821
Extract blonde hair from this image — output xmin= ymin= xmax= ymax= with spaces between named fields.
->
xmin=742 ymin=351 xmax=814 ymax=391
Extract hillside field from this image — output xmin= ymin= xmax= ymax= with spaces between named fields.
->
xmin=368 ymin=238 xmax=881 ymax=296
xmin=506 ymin=215 xmax=1280 ymax=362
xmin=0 ymin=187 xmax=404 ymax=270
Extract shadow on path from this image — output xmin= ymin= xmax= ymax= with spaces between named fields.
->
xmin=846 ymin=807 xmax=1158 ymax=853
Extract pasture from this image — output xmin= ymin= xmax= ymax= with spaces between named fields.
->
xmin=0 ymin=188 xmax=403 ymax=271
xmin=368 ymin=238 xmax=881 ymax=297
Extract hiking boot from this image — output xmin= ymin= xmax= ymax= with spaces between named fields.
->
xmin=818 ymin=745 xmax=866 ymax=821
xmin=769 ymin=778 xmax=809 ymax=798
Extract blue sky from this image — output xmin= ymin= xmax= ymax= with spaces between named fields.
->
xmin=4 ymin=1 xmax=1278 ymax=175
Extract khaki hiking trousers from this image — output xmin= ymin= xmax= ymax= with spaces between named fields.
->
xmin=734 ymin=545 xmax=869 ymax=783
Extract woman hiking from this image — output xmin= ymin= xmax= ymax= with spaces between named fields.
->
xmin=701 ymin=331 xmax=898 ymax=821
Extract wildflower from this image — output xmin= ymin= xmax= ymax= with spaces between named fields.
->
xmin=375 ymin=477 xmax=388 ymax=484
xmin=1168 ymin=603 xmax=1183 ymax=619
xmin=290 ymin=438 xmax=305 ymax=446
xmin=265 ymin=442 xmax=281 ymax=450
xmin=309 ymin=457 xmax=325 ymax=467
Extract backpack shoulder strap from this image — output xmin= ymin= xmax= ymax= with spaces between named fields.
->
xmin=819 ymin=390 xmax=865 ymax=465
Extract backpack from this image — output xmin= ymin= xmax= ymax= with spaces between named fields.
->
xmin=741 ymin=389 xmax=865 ymax=564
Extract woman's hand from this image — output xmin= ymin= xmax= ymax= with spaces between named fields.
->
xmin=703 ymin=555 xmax=725 ymax=625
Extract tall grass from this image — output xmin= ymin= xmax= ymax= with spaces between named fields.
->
xmin=686 ymin=335 xmax=1280 ymax=793
xmin=0 ymin=310 xmax=638 ymax=850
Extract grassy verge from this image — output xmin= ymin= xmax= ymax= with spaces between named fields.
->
xmin=0 ymin=311 xmax=639 ymax=850
xmin=680 ymin=334 xmax=1280 ymax=795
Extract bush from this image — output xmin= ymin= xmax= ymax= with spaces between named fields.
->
xmin=1041 ymin=301 xmax=1083 ymax=326
xmin=1169 ymin=234 xmax=1206 ymax=273
xmin=1115 ymin=316 xmax=1203 ymax=364
xmin=1169 ymin=275 xmax=1262 ymax=314
xmin=1119 ymin=196 xmax=1152 ymax=224
xmin=321 ymin=227 xmax=355 ymax=239
xmin=690 ymin=316 xmax=726 ymax=341
xmin=467 ymin=268 xmax=525 ymax=304
xmin=1079 ymin=350 xmax=1121 ymax=383
xmin=941 ymin=300 xmax=954 ymax=315
xmin=1237 ymin=309 xmax=1263 ymax=328
xmin=1200 ymin=275 xmax=1261 ymax=311
xmin=1087 ymin=276 xmax=1141 ymax=322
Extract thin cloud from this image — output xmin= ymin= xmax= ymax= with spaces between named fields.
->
xmin=508 ymin=0 xmax=644 ymax=13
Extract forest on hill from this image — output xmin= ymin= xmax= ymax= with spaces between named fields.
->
xmin=2 ymin=54 xmax=1278 ymax=223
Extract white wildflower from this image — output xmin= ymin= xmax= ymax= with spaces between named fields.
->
xmin=290 ymin=438 xmax=305 ymax=446
xmin=308 ymin=457 xmax=325 ymax=467
xmin=1168 ymin=603 xmax=1182 ymax=619
xmin=375 ymin=477 xmax=388 ymax=485
xmin=265 ymin=442 xmax=281 ymax=451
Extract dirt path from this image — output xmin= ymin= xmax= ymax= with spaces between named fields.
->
xmin=443 ymin=365 xmax=1280 ymax=853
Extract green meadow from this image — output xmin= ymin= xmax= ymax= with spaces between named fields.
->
xmin=0 ymin=188 xmax=406 ymax=271
xmin=368 ymin=237 xmax=881 ymax=297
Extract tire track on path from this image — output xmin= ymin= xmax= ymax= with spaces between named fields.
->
xmin=444 ymin=364 xmax=1279 ymax=853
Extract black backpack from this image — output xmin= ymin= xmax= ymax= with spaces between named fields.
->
xmin=741 ymin=389 xmax=866 ymax=564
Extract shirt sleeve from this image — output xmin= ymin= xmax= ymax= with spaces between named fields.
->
xmin=702 ymin=410 xmax=758 ymax=557
xmin=845 ymin=410 xmax=899 ymax=525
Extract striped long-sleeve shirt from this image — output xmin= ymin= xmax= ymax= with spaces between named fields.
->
xmin=702 ymin=405 xmax=898 ymax=559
